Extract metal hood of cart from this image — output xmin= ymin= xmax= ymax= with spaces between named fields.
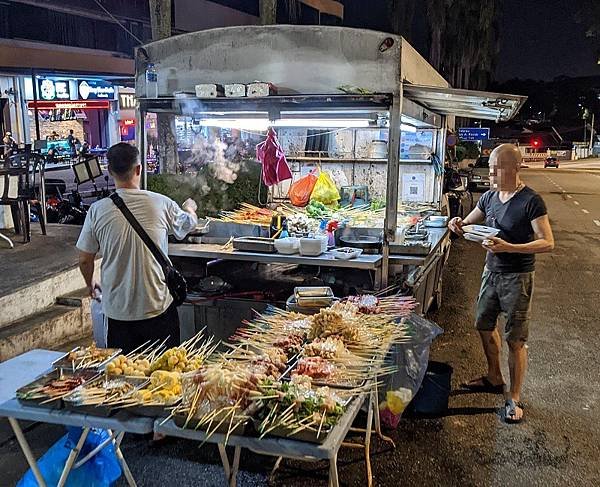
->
xmin=403 ymin=84 xmax=527 ymax=122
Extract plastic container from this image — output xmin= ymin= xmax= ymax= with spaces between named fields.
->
xmin=299 ymin=237 xmax=324 ymax=256
xmin=274 ymin=237 xmax=300 ymax=254
xmin=409 ymin=361 xmax=453 ymax=416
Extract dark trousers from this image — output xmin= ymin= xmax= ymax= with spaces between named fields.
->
xmin=107 ymin=303 xmax=180 ymax=353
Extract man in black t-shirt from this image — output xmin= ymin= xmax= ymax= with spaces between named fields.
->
xmin=448 ymin=144 xmax=554 ymax=424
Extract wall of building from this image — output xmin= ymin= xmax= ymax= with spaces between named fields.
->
xmin=28 ymin=119 xmax=84 ymax=143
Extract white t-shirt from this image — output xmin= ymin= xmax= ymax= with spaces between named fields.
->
xmin=76 ymin=189 xmax=197 ymax=321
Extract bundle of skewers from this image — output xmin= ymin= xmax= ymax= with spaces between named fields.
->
xmin=16 ymin=369 xmax=99 ymax=405
xmin=103 ymin=332 xmax=219 ymax=411
xmin=64 ymin=376 xmax=146 ymax=409
xmin=173 ymin=360 xmax=267 ymax=443
xmin=346 ymin=293 xmax=418 ymax=316
xmin=55 ymin=343 xmax=121 ymax=371
xmin=253 ymin=375 xmax=353 ymax=442
xmin=216 ymin=204 xmax=275 ymax=226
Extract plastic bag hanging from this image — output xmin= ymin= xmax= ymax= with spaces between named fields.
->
xmin=288 ymin=169 xmax=318 ymax=207
xmin=256 ymin=128 xmax=293 ymax=187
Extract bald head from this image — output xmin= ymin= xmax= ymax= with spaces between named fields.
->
xmin=489 ymin=144 xmax=522 ymax=191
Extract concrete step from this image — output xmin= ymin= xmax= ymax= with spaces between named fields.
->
xmin=0 ymin=304 xmax=92 ymax=361
xmin=56 ymin=288 xmax=90 ymax=307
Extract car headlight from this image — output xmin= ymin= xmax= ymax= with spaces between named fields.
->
xmin=472 ymin=175 xmax=481 ymax=181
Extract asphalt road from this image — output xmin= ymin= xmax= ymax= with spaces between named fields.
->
xmin=1 ymin=167 xmax=599 ymax=486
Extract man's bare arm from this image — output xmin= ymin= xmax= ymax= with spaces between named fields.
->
xmin=483 ymin=215 xmax=554 ymax=254
xmin=79 ymin=251 xmax=100 ymax=298
xmin=448 ymin=207 xmax=485 ymax=235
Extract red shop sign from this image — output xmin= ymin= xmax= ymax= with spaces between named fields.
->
xmin=27 ymin=100 xmax=110 ymax=110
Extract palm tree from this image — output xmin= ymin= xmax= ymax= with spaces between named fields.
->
xmin=387 ymin=0 xmax=416 ymax=39
xmin=426 ymin=0 xmax=500 ymax=90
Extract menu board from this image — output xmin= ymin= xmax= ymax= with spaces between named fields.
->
xmin=400 ymin=130 xmax=435 ymax=161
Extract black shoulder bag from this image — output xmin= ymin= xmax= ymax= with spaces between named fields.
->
xmin=110 ymin=193 xmax=187 ymax=306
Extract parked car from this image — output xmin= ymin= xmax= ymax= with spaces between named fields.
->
xmin=468 ymin=156 xmax=490 ymax=192
xmin=544 ymin=157 xmax=559 ymax=168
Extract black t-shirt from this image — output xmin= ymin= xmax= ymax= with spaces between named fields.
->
xmin=476 ymin=187 xmax=547 ymax=273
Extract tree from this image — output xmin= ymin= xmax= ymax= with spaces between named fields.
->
xmin=387 ymin=0 xmax=416 ymax=39
xmin=425 ymin=0 xmax=500 ymax=90
xmin=575 ymin=0 xmax=600 ymax=63
xmin=260 ymin=0 xmax=277 ymax=25
xmin=148 ymin=0 xmax=178 ymax=174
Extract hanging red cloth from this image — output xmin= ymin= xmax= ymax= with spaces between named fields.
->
xmin=256 ymin=128 xmax=293 ymax=187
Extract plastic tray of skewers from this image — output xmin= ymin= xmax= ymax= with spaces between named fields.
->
xmin=16 ymin=369 xmax=100 ymax=409
xmin=52 ymin=344 xmax=122 ymax=372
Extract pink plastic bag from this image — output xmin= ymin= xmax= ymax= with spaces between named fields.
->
xmin=256 ymin=128 xmax=293 ymax=187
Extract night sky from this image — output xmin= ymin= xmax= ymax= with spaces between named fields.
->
xmin=496 ymin=0 xmax=600 ymax=81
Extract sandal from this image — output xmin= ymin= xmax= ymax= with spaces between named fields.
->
xmin=461 ymin=376 xmax=505 ymax=394
xmin=502 ymin=399 xmax=524 ymax=424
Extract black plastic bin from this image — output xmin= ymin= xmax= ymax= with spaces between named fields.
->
xmin=410 ymin=361 xmax=453 ymax=416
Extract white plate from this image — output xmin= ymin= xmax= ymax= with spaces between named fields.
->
xmin=331 ymin=247 xmax=363 ymax=260
xmin=463 ymin=224 xmax=499 ymax=243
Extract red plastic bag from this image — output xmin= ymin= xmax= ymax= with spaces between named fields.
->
xmin=256 ymin=128 xmax=293 ymax=187
xmin=288 ymin=169 xmax=318 ymax=207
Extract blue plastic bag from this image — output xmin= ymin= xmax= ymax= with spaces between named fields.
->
xmin=18 ymin=427 xmax=122 ymax=487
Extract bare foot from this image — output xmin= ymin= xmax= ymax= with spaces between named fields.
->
xmin=503 ymin=399 xmax=524 ymax=423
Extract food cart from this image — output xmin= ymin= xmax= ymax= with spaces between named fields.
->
xmin=134 ymin=26 xmax=525 ymax=332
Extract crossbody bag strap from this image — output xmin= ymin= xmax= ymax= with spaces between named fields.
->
xmin=109 ymin=192 xmax=170 ymax=270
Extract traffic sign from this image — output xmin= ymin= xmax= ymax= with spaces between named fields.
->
xmin=458 ymin=127 xmax=490 ymax=141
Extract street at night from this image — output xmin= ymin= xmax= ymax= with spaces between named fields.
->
xmin=1 ymin=1 xmax=600 ymax=486
xmin=2 ymin=166 xmax=599 ymax=485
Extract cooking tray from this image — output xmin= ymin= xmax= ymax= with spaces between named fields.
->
xmin=63 ymin=375 xmax=149 ymax=417
xmin=233 ymin=237 xmax=276 ymax=253
xmin=16 ymin=369 xmax=100 ymax=410
xmin=52 ymin=346 xmax=122 ymax=372
xmin=294 ymin=286 xmax=334 ymax=307
xmin=339 ymin=235 xmax=382 ymax=252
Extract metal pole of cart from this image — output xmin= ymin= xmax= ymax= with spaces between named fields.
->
xmin=137 ymin=104 xmax=147 ymax=189
xmin=382 ymin=91 xmax=403 ymax=289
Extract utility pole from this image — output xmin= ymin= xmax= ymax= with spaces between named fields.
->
xmin=260 ymin=0 xmax=277 ymax=25
xmin=148 ymin=0 xmax=178 ymax=174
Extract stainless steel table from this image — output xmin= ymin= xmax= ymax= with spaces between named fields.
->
xmin=169 ymin=243 xmax=383 ymax=270
xmin=0 ymin=350 xmax=153 ymax=487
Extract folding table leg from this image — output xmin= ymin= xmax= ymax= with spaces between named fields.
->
xmin=217 ymin=443 xmax=232 ymax=481
xmin=8 ymin=417 xmax=48 ymax=487
xmin=113 ymin=437 xmax=137 ymax=487
xmin=328 ymin=453 xmax=339 ymax=487
xmin=373 ymin=383 xmax=396 ymax=448
xmin=230 ymin=445 xmax=241 ymax=487
xmin=364 ymin=391 xmax=374 ymax=487
xmin=57 ymin=427 xmax=90 ymax=487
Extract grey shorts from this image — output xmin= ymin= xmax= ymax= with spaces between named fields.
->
xmin=475 ymin=269 xmax=534 ymax=342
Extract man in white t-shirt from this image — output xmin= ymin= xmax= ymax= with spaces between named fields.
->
xmin=76 ymin=143 xmax=197 ymax=352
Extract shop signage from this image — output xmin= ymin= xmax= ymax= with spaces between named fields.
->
xmin=38 ymin=79 xmax=70 ymax=101
xmin=121 ymin=119 xmax=136 ymax=126
xmin=119 ymin=93 xmax=136 ymax=110
xmin=458 ymin=127 xmax=490 ymax=141
xmin=78 ymin=80 xmax=115 ymax=100
xmin=27 ymin=100 xmax=110 ymax=110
